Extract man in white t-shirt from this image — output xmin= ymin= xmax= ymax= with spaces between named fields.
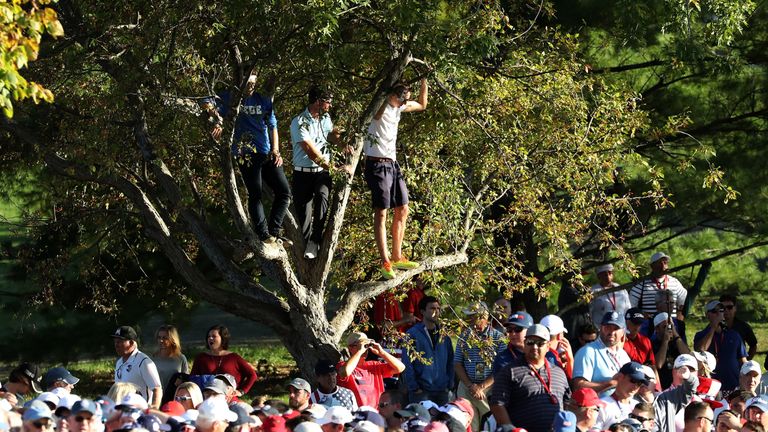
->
xmin=590 ymin=264 xmax=631 ymax=328
xmin=363 ymin=78 xmax=428 ymax=280
xmin=111 ymin=326 xmax=162 ymax=408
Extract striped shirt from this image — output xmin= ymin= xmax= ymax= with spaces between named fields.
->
xmin=628 ymin=275 xmax=687 ymax=316
xmin=489 ymin=357 xmax=571 ymax=432
xmin=454 ymin=326 xmax=505 ymax=383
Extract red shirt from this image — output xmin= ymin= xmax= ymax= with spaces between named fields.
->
xmin=336 ymin=360 xmax=395 ymax=408
xmin=402 ymin=288 xmax=425 ymax=320
xmin=623 ymin=333 xmax=656 ymax=366
xmin=190 ymin=352 xmax=258 ymax=393
xmin=374 ymin=292 xmax=406 ymax=332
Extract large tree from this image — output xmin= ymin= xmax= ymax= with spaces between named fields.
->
xmin=0 ymin=0 xmax=760 ymax=371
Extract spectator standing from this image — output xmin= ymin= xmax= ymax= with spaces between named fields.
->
xmin=593 ymin=362 xmax=649 ymax=430
xmin=652 ymin=312 xmax=691 ymax=390
xmin=1 ymin=363 xmax=42 ymax=408
xmin=629 ymin=252 xmax=688 ymax=320
xmin=623 ymin=308 xmax=657 ymax=368
xmin=401 ymin=296 xmax=454 ymax=405
xmin=566 ymin=388 xmax=605 ymax=432
xmin=575 ymin=324 xmax=598 ymax=351
xmin=191 ymin=325 xmax=258 ymax=396
xmin=572 ymin=311 xmax=631 ymax=396
xmin=311 ymin=360 xmax=358 ymax=411
xmin=590 ymin=264 xmax=631 ymax=328
xmin=654 ymin=357 xmax=699 ymax=432
xmin=492 ymin=298 xmax=512 ymax=333
xmin=364 ymin=79 xmax=428 ymax=279
xmin=41 ymin=368 xmax=79 ymax=394
xmin=693 ymin=301 xmax=747 ymax=392
xmin=682 ymin=401 xmax=714 ymax=432
xmin=111 ymin=326 xmax=162 ymax=408
xmin=152 ymin=324 xmax=189 ymax=394
xmin=337 ymin=331 xmax=405 ymax=408
xmin=492 ymin=312 xmax=533 ymax=376
xmin=287 ymin=378 xmax=312 ymax=413
xmin=541 ymin=315 xmax=575 ymax=379
xmin=453 ymin=302 xmax=505 ymax=432
xmin=289 ymin=85 xmax=351 ymax=259
xmin=205 ymin=72 xmax=291 ymax=246
xmin=719 ymin=294 xmax=757 ymax=360
xmin=489 ymin=324 xmax=571 ymax=432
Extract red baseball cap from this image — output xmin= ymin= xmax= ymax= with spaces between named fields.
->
xmin=448 ymin=398 xmax=474 ymax=419
xmin=571 ymin=388 xmax=606 ymax=408
xmin=160 ymin=401 xmax=186 ymax=416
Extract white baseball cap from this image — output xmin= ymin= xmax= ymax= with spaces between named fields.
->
xmin=540 ymin=315 xmax=567 ymax=335
xmin=741 ymin=360 xmax=762 ymax=376
xmin=317 ymin=406 xmax=354 ymax=425
xmin=674 ymin=354 xmax=698 ymax=370
xmin=650 ymin=252 xmax=670 ymax=264
xmin=653 ymin=312 xmax=670 ymax=327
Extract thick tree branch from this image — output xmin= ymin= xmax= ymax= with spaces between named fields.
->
xmin=329 ymin=251 xmax=468 ymax=334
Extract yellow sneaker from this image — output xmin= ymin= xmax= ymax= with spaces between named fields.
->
xmin=380 ymin=261 xmax=396 ymax=280
xmin=393 ymin=258 xmax=419 ymax=270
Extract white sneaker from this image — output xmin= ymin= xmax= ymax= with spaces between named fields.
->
xmin=304 ymin=240 xmax=319 ymax=259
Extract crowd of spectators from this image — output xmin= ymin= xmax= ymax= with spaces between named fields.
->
xmin=0 ymin=252 xmax=764 ymax=432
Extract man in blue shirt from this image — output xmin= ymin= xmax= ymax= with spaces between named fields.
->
xmin=289 ymin=85 xmax=351 ymax=260
xmin=693 ymin=300 xmax=747 ymax=391
xmin=401 ymin=295 xmax=454 ymax=405
xmin=207 ymin=72 xmax=292 ymax=247
xmin=572 ymin=311 xmax=631 ymax=397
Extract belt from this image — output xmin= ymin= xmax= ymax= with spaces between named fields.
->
xmin=294 ymin=166 xmax=324 ymax=173
xmin=366 ymin=156 xmax=394 ymax=162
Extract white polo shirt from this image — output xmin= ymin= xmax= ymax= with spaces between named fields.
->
xmin=115 ymin=348 xmax=162 ymax=401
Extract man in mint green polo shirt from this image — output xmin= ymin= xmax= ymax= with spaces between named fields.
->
xmin=290 ymin=85 xmax=350 ymax=259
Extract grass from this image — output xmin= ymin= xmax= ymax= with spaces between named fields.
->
xmin=2 ymin=342 xmax=299 ymax=403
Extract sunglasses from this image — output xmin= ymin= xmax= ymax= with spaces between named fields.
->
xmin=507 ymin=326 xmax=526 ymax=333
xmin=32 ymin=421 xmax=50 ymax=429
xmin=525 ymin=339 xmax=548 ymax=347
xmin=630 ymin=414 xmax=651 ymax=423
xmin=175 ymin=396 xmax=193 ymax=401
xmin=75 ymin=416 xmax=92 ymax=423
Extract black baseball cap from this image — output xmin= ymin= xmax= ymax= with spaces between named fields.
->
xmin=314 ymin=359 xmax=337 ymax=375
xmin=625 ymin=308 xmax=646 ymax=325
xmin=111 ymin=326 xmax=138 ymax=341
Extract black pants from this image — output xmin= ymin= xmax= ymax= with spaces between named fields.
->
xmin=238 ymin=153 xmax=292 ymax=239
xmin=292 ymin=170 xmax=332 ymax=243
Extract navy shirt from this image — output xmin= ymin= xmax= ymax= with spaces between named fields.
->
xmin=216 ymin=91 xmax=277 ymax=156
xmin=693 ymin=327 xmax=747 ymax=391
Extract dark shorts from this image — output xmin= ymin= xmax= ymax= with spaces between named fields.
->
xmin=364 ymin=158 xmax=409 ymax=209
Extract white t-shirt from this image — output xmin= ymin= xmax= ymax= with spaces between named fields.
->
xmin=364 ymin=104 xmax=407 ymax=160
xmin=115 ymin=349 xmax=162 ymax=401
xmin=594 ymin=395 xmax=637 ymax=430
xmin=590 ymin=283 xmax=632 ymax=328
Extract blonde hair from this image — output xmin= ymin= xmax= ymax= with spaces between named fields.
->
xmin=107 ymin=382 xmax=141 ymax=403
xmin=174 ymin=382 xmax=204 ymax=409
xmin=155 ymin=324 xmax=182 ymax=357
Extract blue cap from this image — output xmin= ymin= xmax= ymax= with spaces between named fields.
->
xmin=620 ymin=418 xmax=642 ymax=432
xmin=23 ymin=400 xmax=53 ymax=422
xmin=747 ymin=397 xmax=768 ymax=413
xmin=506 ymin=311 xmax=533 ymax=328
xmin=72 ymin=399 xmax=98 ymax=416
xmin=619 ymin=362 xmax=650 ymax=385
xmin=42 ymin=367 xmax=79 ymax=389
xmin=552 ymin=411 xmax=576 ymax=432
xmin=601 ymin=311 xmax=625 ymax=327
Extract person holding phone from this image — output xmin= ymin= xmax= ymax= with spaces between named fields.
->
xmin=336 ymin=331 xmax=405 ymax=408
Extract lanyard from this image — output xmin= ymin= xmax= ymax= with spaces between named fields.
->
xmin=605 ymin=347 xmax=621 ymax=371
xmin=607 ymin=293 xmax=617 ymax=311
xmin=529 ymin=361 xmax=558 ymax=405
xmin=713 ymin=331 xmax=725 ymax=357
xmin=654 ymin=275 xmax=668 ymax=291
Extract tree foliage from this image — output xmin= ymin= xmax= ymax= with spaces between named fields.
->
xmin=0 ymin=0 xmax=63 ymax=117
xmin=0 ymin=0 xmax=765 ymax=370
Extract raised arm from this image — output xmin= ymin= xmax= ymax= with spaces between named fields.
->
xmin=403 ymin=78 xmax=428 ymax=113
